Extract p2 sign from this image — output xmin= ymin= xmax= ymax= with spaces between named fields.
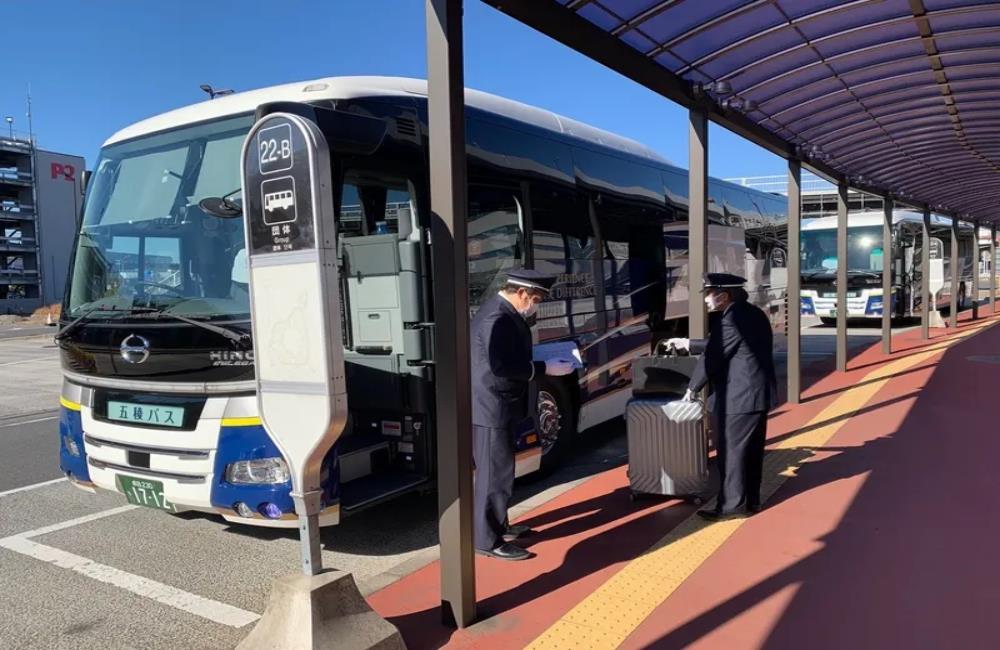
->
xmin=51 ymin=162 xmax=76 ymax=182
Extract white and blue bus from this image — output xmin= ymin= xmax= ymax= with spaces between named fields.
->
xmin=58 ymin=77 xmax=788 ymax=527
xmin=800 ymin=211 xmax=977 ymax=323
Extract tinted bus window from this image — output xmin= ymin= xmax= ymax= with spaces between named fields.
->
xmin=531 ymin=186 xmax=599 ymax=340
xmin=468 ymin=186 xmax=524 ymax=309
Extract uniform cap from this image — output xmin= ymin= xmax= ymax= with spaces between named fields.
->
xmin=700 ymin=272 xmax=747 ymax=292
xmin=505 ymin=269 xmax=558 ymax=294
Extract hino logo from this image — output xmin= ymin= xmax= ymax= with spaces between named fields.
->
xmin=120 ymin=334 xmax=150 ymax=364
xmin=210 ymin=350 xmax=255 ymax=367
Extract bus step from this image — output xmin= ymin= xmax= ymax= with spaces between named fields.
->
xmin=340 ymin=471 xmax=429 ymax=513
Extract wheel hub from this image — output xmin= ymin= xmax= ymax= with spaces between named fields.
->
xmin=536 ymin=390 xmax=562 ymax=454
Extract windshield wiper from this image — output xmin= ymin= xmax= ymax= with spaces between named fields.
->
xmin=55 ymin=305 xmax=123 ymax=341
xmin=128 ymin=307 xmax=252 ymax=350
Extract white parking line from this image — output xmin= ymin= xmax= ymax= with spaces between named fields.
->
xmin=0 ymin=356 xmax=55 ymax=367
xmin=0 ymin=416 xmax=58 ymax=430
xmin=0 ymin=477 xmax=66 ymax=498
xmin=0 ymin=505 xmax=260 ymax=629
xmin=8 ymin=504 xmax=138 ymax=535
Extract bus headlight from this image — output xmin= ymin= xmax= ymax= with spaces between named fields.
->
xmin=225 ymin=458 xmax=290 ymax=485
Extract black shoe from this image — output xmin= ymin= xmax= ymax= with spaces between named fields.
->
xmin=476 ymin=542 xmax=533 ymax=561
xmin=697 ymin=509 xmax=749 ymax=522
xmin=502 ymin=524 xmax=533 ymax=543
xmin=747 ymin=504 xmax=762 ymax=515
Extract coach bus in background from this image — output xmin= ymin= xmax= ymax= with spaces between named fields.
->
xmin=57 ymin=76 xmax=787 ymax=528
xmin=800 ymin=211 xmax=977 ymax=324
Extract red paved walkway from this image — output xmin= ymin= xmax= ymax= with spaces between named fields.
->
xmin=369 ymin=309 xmax=1000 ymax=649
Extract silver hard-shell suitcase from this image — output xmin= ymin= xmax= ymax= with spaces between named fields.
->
xmin=626 ymin=398 xmax=710 ymax=502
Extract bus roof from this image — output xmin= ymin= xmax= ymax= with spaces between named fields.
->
xmin=105 ymin=76 xmax=670 ymax=165
xmin=802 ymin=210 xmax=975 ymax=232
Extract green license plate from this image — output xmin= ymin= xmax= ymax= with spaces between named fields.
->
xmin=117 ymin=475 xmax=175 ymax=512
xmin=108 ymin=401 xmax=184 ymax=428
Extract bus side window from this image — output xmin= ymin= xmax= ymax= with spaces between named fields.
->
xmin=467 ymin=186 xmax=524 ymax=311
xmin=531 ymin=187 xmax=598 ymax=338
xmin=338 ymin=172 xmax=414 ymax=238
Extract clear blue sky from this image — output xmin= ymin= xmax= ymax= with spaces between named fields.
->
xmin=4 ymin=1 xmax=783 ymax=178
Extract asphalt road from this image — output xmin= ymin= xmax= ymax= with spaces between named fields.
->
xmin=0 ymin=324 xmax=57 ymax=340
xmin=0 ymin=412 xmax=62 ymax=491
xmin=0 ymin=323 xmax=910 ymax=649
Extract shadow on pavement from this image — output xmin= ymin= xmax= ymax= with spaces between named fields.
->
xmin=175 ymin=418 xmax=629 ymax=558
xmin=644 ymin=318 xmax=995 ymax=649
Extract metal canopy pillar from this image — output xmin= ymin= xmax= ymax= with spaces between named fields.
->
xmin=950 ymin=215 xmax=959 ymax=328
xmin=882 ymin=196 xmax=892 ymax=354
xmin=992 ymin=224 xmax=997 ymax=313
xmin=425 ymin=0 xmax=476 ymax=629
xmin=836 ymin=180 xmax=848 ymax=372
xmin=786 ymin=159 xmax=801 ymax=403
xmin=688 ymin=109 xmax=708 ymax=340
xmin=922 ymin=207 xmax=932 ymax=339
xmin=973 ymin=220 xmax=980 ymax=320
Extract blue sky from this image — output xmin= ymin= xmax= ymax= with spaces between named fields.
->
xmin=4 ymin=1 xmax=783 ymax=178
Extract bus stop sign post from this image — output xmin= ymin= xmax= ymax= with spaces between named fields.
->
xmin=241 ymin=112 xmax=346 ymax=576
xmin=238 ymin=112 xmax=404 ymax=650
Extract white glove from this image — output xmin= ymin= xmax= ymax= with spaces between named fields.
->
xmin=682 ymin=389 xmax=696 ymax=402
xmin=665 ymin=338 xmax=690 ymax=352
xmin=545 ymin=358 xmax=575 ymax=377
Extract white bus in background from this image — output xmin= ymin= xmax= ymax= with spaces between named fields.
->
xmin=800 ymin=211 xmax=976 ymax=324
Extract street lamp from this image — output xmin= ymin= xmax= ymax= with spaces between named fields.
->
xmin=199 ymin=84 xmax=235 ymax=100
xmin=4 ymin=116 xmax=12 ymax=140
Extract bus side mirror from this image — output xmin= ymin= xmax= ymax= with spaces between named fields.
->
xmin=82 ymin=169 xmax=92 ymax=194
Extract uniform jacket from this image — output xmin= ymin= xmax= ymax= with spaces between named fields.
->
xmin=688 ymin=298 xmax=777 ymax=415
xmin=470 ymin=294 xmax=546 ymax=428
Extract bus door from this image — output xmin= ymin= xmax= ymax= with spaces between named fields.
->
xmin=892 ymin=224 xmax=912 ymax=316
xmin=591 ymin=198 xmax=669 ymax=400
xmin=334 ymin=171 xmax=434 ymax=507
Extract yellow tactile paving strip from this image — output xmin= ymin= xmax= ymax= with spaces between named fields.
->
xmin=526 ymin=321 xmax=994 ymax=650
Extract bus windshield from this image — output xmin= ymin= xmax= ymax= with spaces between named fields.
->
xmin=801 ymin=225 xmax=884 ymax=273
xmin=67 ymin=115 xmax=253 ymax=320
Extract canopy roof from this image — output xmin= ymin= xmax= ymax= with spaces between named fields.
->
xmin=485 ymin=0 xmax=1000 ymax=224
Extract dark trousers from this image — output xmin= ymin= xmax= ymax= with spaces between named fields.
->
xmin=473 ymin=424 xmax=515 ymax=551
xmin=711 ymin=411 xmax=767 ymax=513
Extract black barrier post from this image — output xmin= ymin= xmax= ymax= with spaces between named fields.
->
xmin=950 ymin=215 xmax=959 ymax=328
xmin=922 ymin=207 xmax=931 ymax=339
xmin=992 ymin=224 xmax=997 ymax=313
xmin=835 ymin=180 xmax=848 ymax=371
xmin=786 ymin=159 xmax=801 ymax=403
xmin=973 ymin=219 xmax=980 ymax=320
xmin=882 ymin=196 xmax=893 ymax=353
xmin=688 ymin=109 xmax=708 ymax=340
xmin=426 ymin=0 xmax=476 ymax=629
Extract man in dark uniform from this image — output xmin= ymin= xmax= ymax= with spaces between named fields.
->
xmin=667 ymin=273 xmax=777 ymax=521
xmin=470 ymin=270 xmax=575 ymax=560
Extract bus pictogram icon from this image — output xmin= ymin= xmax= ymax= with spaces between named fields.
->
xmin=261 ymin=176 xmax=297 ymax=225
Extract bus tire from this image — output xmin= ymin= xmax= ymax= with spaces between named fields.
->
xmin=536 ymin=376 xmax=576 ymax=473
